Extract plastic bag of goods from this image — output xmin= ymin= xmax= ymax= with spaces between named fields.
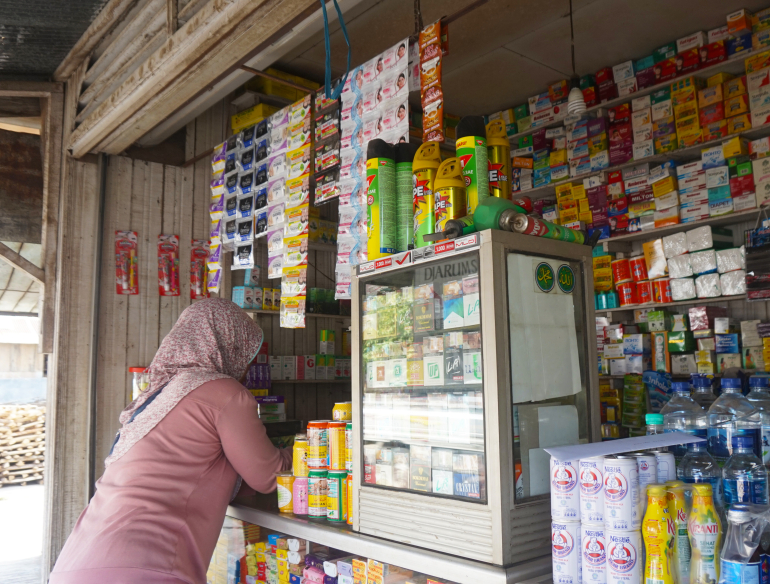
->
xmin=695 ymin=273 xmax=721 ymax=298
xmin=663 ymin=232 xmax=688 ymax=258
xmin=671 ymin=278 xmax=696 ymax=301
xmin=690 ymin=249 xmax=717 ymax=275
xmin=720 ymin=270 xmax=746 ymax=296
xmin=716 ymin=247 xmax=745 ymax=273
xmin=667 ymin=255 xmax=693 ymax=279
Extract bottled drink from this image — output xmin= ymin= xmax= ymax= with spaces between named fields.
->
xmin=746 ymin=375 xmax=770 ymax=467
xmin=723 ymin=436 xmax=769 ymax=508
xmin=661 ymin=381 xmax=706 ymax=460
xmin=719 ymin=503 xmax=763 ymax=584
xmin=642 ymin=484 xmax=675 ymax=584
xmin=677 ymin=439 xmax=724 ymax=513
xmin=688 ymin=483 xmax=722 ymax=584
xmin=692 ymin=375 xmax=717 ymax=410
xmin=708 ymin=377 xmax=762 ymax=463
xmin=665 ymin=481 xmax=690 ymax=584
xmin=646 ymin=413 xmax=664 ymax=436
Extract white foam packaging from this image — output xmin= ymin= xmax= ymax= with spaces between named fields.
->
xmin=686 ymin=226 xmax=713 ymax=252
xmin=667 ymin=255 xmax=693 ymax=279
xmin=662 ymin=232 xmax=688 ymax=258
xmin=696 ymin=273 xmax=722 ymax=298
xmin=716 ymin=247 xmax=745 ymax=273
xmin=671 ymin=278 xmax=696 ymax=301
xmin=721 ymin=270 xmax=747 ymax=296
xmin=690 ymin=249 xmax=717 ymax=274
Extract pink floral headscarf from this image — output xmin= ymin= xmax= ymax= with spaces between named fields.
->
xmin=105 ymin=298 xmax=263 ymax=468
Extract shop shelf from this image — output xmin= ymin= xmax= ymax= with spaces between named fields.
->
xmin=246 ymin=308 xmax=351 ymax=321
xmin=363 ymin=435 xmax=484 ymax=452
xmin=508 ymin=48 xmax=766 ymax=143
xmin=271 ymin=378 xmax=351 ymax=384
xmin=595 ymin=294 xmax=747 ymax=315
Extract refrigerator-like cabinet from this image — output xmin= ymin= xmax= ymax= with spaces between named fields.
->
xmin=351 ymin=229 xmax=600 ymax=566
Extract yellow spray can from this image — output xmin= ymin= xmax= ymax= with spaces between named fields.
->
xmin=485 ymin=119 xmax=511 ymax=201
xmin=642 ymin=484 xmax=675 ymax=584
xmin=412 ymin=142 xmax=442 ymax=248
xmin=433 ymin=158 xmax=467 ymax=236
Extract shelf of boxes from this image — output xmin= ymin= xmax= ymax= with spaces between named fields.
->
xmin=507 ymin=46 xmax=770 ymax=144
xmin=271 ymin=379 xmax=350 ymax=384
xmin=596 ymin=294 xmax=750 ymax=316
xmin=514 ymin=122 xmax=770 ymax=204
xmin=246 ymin=308 xmax=351 ymax=322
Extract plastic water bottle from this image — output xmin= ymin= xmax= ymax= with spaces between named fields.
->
xmin=708 ymin=377 xmax=762 ymax=464
xmin=661 ymin=381 xmax=706 ymax=460
xmin=646 ymin=413 xmax=664 ymax=436
xmin=678 ymin=439 xmax=723 ymax=510
xmin=723 ymin=436 xmax=769 ymax=508
xmin=746 ymin=375 xmax=770 ymax=468
xmin=719 ymin=503 xmax=763 ymax=584
xmin=692 ymin=375 xmax=717 ymax=410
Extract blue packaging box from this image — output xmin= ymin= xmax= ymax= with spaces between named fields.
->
xmin=715 ymin=333 xmax=740 ymax=354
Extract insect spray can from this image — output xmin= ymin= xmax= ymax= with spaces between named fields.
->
xmin=433 ymin=158 xmax=467 ymax=235
xmin=456 ymin=115 xmax=489 ymax=215
xmin=485 ymin=119 xmax=511 ymax=200
xmin=395 ymin=142 xmax=419 ymax=252
xmin=412 ymin=142 xmax=442 ymax=248
xmin=366 ymin=139 xmax=396 ymax=260
xmin=511 ymin=213 xmax=586 ymax=244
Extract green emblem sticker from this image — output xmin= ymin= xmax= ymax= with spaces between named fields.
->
xmin=535 ymin=262 xmax=555 ymax=293
xmin=557 ymin=264 xmax=575 ymax=294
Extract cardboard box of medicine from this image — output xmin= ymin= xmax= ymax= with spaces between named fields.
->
xmin=625 ymin=355 xmax=650 ymax=374
xmin=668 ymin=331 xmax=696 ymax=352
xmin=734 ymin=192 xmax=758 ymax=211
xmin=717 ymin=353 xmax=741 ymax=372
xmin=697 ymin=337 xmax=716 ymax=351
xmin=677 ymin=31 xmax=707 ymax=52
xmin=702 ymin=120 xmax=729 ymax=141
xmin=695 ymin=350 xmax=716 ymax=363
xmin=754 ymin=30 xmax=770 ymax=51
xmin=698 ymin=85 xmax=723 ymax=108
xmin=623 ymin=333 xmax=651 ymax=355
xmin=701 ymin=41 xmax=728 ymax=66
xmin=728 ymin=9 xmax=753 ymax=35
xmin=653 ymin=43 xmax=677 ymax=63
xmin=728 ymin=34 xmax=753 ymax=58
xmin=652 ymin=331 xmax=670 ymax=372
xmin=652 ymin=100 xmax=673 ymax=121
xmin=723 ymin=136 xmax=750 ymax=158
xmin=728 ymin=113 xmax=752 ymax=134
xmin=699 ymin=103 xmax=725 ymax=126
xmin=716 ymin=333 xmax=740 ymax=353
xmin=281 ymin=355 xmax=296 ymax=380
xmin=708 ymin=26 xmax=731 ymax=44
xmin=676 ymin=48 xmax=702 ymax=74
xmin=724 ymin=76 xmax=748 ymax=99
xmin=743 ymin=346 xmax=763 ymax=369
xmin=752 ymin=105 xmax=770 ymax=127
xmin=671 ymin=354 xmax=698 ymax=375
xmin=745 ymin=50 xmax=770 ymax=73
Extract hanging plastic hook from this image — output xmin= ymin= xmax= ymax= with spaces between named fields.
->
xmin=319 ymin=0 xmax=351 ymax=101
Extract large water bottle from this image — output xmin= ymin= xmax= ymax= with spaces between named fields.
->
xmin=646 ymin=413 xmax=664 ymax=435
xmin=692 ymin=375 xmax=717 ymax=410
xmin=662 ymin=381 xmax=706 ymax=460
xmin=678 ymin=439 xmax=723 ymax=510
xmin=746 ymin=375 xmax=770 ymax=468
xmin=723 ymin=436 xmax=769 ymax=508
xmin=719 ymin=503 xmax=763 ymax=584
xmin=708 ymin=377 xmax=762 ymax=463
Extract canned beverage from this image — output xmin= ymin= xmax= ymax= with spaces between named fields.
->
xmin=632 ymin=452 xmax=657 ymax=512
xmin=655 ymin=451 xmax=676 ymax=483
xmin=636 ymin=281 xmax=652 ymax=304
xmin=551 ymin=457 xmax=580 ymax=521
xmin=333 ymin=401 xmax=352 ymax=421
xmin=511 ymin=213 xmax=585 ymax=244
xmin=611 ymin=259 xmax=632 ymax=284
xmin=293 ymin=434 xmax=309 ymax=477
xmin=652 ymin=278 xmax=672 ymax=303
xmin=581 ymin=523 xmax=607 ymax=584
xmin=345 ymin=422 xmax=353 ymax=473
xmin=328 ymin=421 xmax=347 ymax=470
xmin=292 ymin=476 xmax=309 ymax=515
xmin=579 ymin=457 xmax=605 ymax=524
xmin=603 ymin=456 xmax=641 ymax=531
xmin=346 ymin=472 xmax=353 ymax=525
xmin=552 ymin=521 xmax=581 ymax=584
xmin=616 ymin=282 xmax=637 ymax=307
xmin=308 ymin=469 xmax=328 ymax=519
xmin=327 ymin=469 xmax=348 ymax=522
xmin=606 ymin=530 xmax=642 ymax=584
xmin=629 ymin=255 xmax=648 ymax=282
xmin=307 ymin=421 xmax=329 ymax=469
xmin=276 ymin=471 xmax=294 ymax=513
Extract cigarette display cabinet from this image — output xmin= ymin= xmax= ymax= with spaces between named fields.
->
xmin=351 ymin=229 xmax=601 ymax=566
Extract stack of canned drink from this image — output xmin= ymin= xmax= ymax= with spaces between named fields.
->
xmin=550 ymin=448 xmax=676 ymax=584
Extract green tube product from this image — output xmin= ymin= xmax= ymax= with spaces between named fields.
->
xmin=395 ymin=142 xmax=420 ymax=252
xmin=456 ymin=116 xmax=489 ymax=215
xmin=412 ymin=142 xmax=443 ymax=249
xmin=511 ymin=213 xmax=585 ymax=244
xmin=366 ymin=139 xmax=396 ymax=259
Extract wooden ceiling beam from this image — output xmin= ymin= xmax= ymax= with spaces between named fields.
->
xmin=0 ymin=243 xmax=44 ymax=284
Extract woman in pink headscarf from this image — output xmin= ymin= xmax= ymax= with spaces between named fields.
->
xmin=50 ymin=299 xmax=292 ymax=584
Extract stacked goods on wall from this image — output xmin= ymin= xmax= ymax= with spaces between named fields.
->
xmin=0 ymin=404 xmax=45 ymax=487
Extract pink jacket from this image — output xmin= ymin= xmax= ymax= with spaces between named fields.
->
xmin=50 ymin=379 xmax=292 ymax=584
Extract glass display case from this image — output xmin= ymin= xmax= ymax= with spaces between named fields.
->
xmin=351 ymin=230 xmax=600 ymax=566
xmin=360 ymin=253 xmax=486 ymax=502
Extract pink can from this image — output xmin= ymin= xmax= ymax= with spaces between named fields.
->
xmin=292 ymin=476 xmax=309 ymax=515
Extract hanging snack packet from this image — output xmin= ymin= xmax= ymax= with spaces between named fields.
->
xmin=157 ymin=234 xmax=180 ymax=297
xmin=267 ymin=177 xmax=286 ymax=204
xmin=282 ymin=265 xmax=308 ymax=296
xmin=284 ymin=204 xmax=310 ymax=238
xmin=115 ymin=231 xmax=139 ymax=295
xmin=207 ymin=267 xmax=222 ymax=294
xmin=233 ymin=242 xmax=254 ymax=270
xmin=254 ymin=205 xmax=269 ymax=238
xmin=280 ymin=295 xmax=306 ymax=329
xmin=239 ymin=125 xmax=256 ymax=150
xmin=283 ymin=234 xmax=309 ymax=267
xmin=190 ymin=239 xmax=209 ymax=300
xmin=211 ymin=142 xmax=226 ymax=176
xmin=419 ymin=20 xmax=444 ymax=142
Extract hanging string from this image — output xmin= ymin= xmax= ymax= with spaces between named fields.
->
xmin=319 ymin=0 xmax=351 ymax=100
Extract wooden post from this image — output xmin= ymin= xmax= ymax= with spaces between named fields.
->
xmin=167 ymin=0 xmax=178 ymax=34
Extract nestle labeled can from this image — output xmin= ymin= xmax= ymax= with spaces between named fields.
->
xmin=581 ymin=523 xmax=607 ymax=584
xmin=631 ymin=452 xmax=657 ymax=512
xmin=552 ymin=521 xmax=582 ymax=584
xmin=551 ymin=457 xmax=580 ymax=521
xmin=606 ymin=530 xmax=642 ymax=584
xmin=654 ymin=451 xmax=676 ymax=483
xmin=579 ymin=457 xmax=605 ymax=524
xmin=603 ymin=456 xmax=641 ymax=531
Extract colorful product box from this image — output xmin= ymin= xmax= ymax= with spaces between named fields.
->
xmin=728 ymin=114 xmax=752 ymax=134
xmin=700 ymin=103 xmax=725 ymax=126
xmin=702 ymin=119 xmax=729 ymax=141
xmin=725 ymin=76 xmax=748 ymax=99
xmin=701 ymin=41 xmax=727 ymax=66
xmin=698 ymin=85 xmax=723 ymax=108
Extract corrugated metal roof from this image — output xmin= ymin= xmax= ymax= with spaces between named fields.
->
xmin=0 ymin=0 xmax=110 ymax=78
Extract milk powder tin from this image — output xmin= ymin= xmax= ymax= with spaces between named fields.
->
xmin=581 ymin=523 xmax=607 ymax=584
xmin=606 ymin=530 xmax=642 ymax=584
xmin=631 ymin=452 xmax=657 ymax=512
xmin=603 ymin=456 xmax=641 ymax=531
xmin=579 ymin=457 xmax=605 ymax=524
xmin=552 ymin=521 xmax=581 ymax=584
xmin=551 ymin=457 xmax=580 ymax=521
xmin=655 ymin=451 xmax=676 ymax=483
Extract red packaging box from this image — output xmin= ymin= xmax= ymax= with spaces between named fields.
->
xmin=608 ymin=196 xmax=628 ymax=215
xmin=598 ymin=81 xmax=618 ymax=103
xmin=610 ymin=214 xmax=629 ymax=234
xmin=608 ymin=103 xmax=631 ymax=124
xmin=595 ymin=67 xmax=614 ymax=85
xmin=608 ymin=170 xmax=623 ymax=184
xmin=636 ymin=68 xmax=657 ymax=89
xmin=609 ymin=145 xmax=633 ymax=166
xmin=675 ymin=48 xmax=701 ymax=74
xmin=700 ymin=41 xmax=727 ymax=66
xmin=730 ymin=174 xmax=755 ymax=197
xmin=609 ymin=122 xmax=633 ymax=145
xmin=688 ymin=305 xmax=728 ymax=331
xmin=582 ymin=86 xmax=598 ymax=107
xmin=628 ymin=189 xmax=655 ymax=205
xmin=702 ymin=119 xmax=729 ymax=141
xmin=591 ymin=209 xmax=609 ymax=225
xmin=654 ymin=57 xmax=678 ymax=82
xmin=699 ymin=103 xmax=725 ymax=126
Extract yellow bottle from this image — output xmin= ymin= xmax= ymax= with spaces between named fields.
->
xmin=666 ymin=481 xmax=691 ymax=584
xmin=687 ymin=483 xmax=721 ymax=584
xmin=643 ymin=484 xmax=675 ymax=584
